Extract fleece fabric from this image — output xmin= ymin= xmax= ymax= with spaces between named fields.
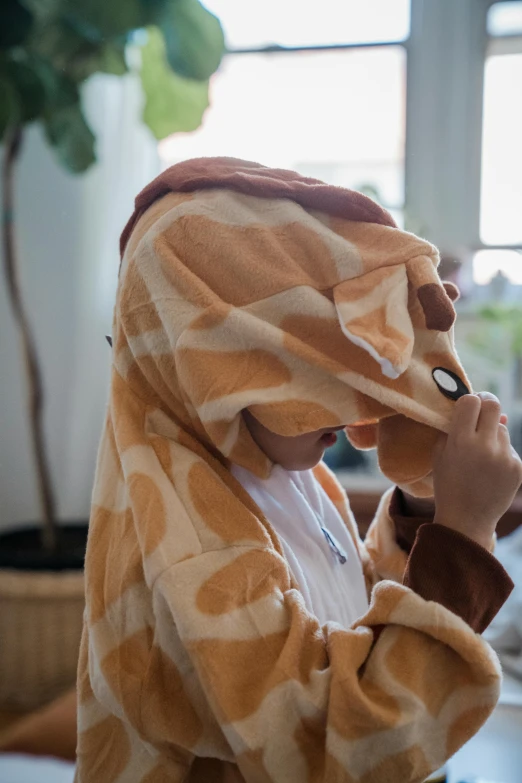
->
xmin=76 ymin=158 xmax=503 ymax=783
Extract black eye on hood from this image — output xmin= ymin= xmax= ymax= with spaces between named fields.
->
xmin=432 ymin=367 xmax=469 ymax=401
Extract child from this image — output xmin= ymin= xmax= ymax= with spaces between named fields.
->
xmin=75 ymin=159 xmax=521 ymax=783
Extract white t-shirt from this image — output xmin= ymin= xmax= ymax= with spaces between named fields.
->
xmin=231 ymin=464 xmax=369 ymax=627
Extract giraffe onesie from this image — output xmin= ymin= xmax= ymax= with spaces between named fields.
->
xmin=76 ymin=158 xmax=507 ymax=783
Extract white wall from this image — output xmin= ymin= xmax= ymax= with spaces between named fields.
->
xmin=0 ymin=74 xmax=159 ymax=529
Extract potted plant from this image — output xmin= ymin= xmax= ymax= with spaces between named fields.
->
xmin=0 ymin=0 xmax=224 ymax=711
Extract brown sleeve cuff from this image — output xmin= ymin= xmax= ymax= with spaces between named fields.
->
xmin=403 ymin=523 xmax=514 ymax=634
xmin=389 ymin=487 xmax=434 ymax=554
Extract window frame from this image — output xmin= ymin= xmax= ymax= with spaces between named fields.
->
xmin=406 ymin=0 xmax=522 ymax=255
xmin=203 ymin=6 xmax=408 ymax=217
xmin=479 ymin=10 xmax=522 ymax=249
xmin=200 ymin=0 xmax=519 ymax=258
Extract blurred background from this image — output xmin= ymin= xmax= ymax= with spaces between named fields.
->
xmin=1 ymin=2 xmax=522 ymax=778
xmin=2 ymin=0 xmax=522 ymax=532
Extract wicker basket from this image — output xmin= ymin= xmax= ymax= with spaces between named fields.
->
xmin=0 ymin=567 xmax=85 ymax=711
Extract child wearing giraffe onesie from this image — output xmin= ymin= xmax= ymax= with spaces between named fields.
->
xmin=75 ymin=158 xmax=520 ymax=783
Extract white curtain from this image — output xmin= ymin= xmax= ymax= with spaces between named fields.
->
xmin=59 ymin=74 xmax=160 ymax=520
xmin=0 ymin=74 xmax=160 ymax=528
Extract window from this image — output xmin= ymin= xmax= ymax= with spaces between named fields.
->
xmin=474 ymin=249 xmax=522 ymax=286
xmin=157 ymin=0 xmax=522 ymax=463
xmin=480 ymin=1 xmax=522 ymax=259
xmin=201 ymin=0 xmax=410 ymax=48
xmin=472 ymin=1 xmax=522 ymax=285
xmin=460 ymin=2 xmax=522 ymax=445
xmin=487 ymin=1 xmax=522 ymax=35
xmin=481 ymin=51 xmax=522 ymax=248
xmin=159 ymin=0 xmax=409 ymax=223
xmin=160 ymin=0 xmax=522 ymax=285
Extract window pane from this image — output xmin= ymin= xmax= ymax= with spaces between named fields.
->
xmin=203 ymin=0 xmax=410 ymax=49
xmin=487 ymin=1 xmax=522 ymax=36
xmin=480 ymin=52 xmax=522 ymax=245
xmin=473 ymin=249 xmax=522 ymax=285
xmin=160 ymin=48 xmax=406 ymax=216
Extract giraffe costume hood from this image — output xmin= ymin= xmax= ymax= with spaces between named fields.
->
xmin=76 ymin=159 xmax=501 ymax=783
xmin=117 ymin=157 xmax=469 ymax=497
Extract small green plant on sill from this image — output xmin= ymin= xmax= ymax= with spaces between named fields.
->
xmin=479 ymin=305 xmax=522 ymax=358
xmin=466 ymin=305 xmax=522 ymax=369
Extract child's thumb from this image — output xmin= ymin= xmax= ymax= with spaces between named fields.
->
xmin=432 ymin=431 xmax=448 ymax=465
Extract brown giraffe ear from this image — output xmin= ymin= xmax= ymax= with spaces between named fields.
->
xmin=417 ymin=283 xmax=456 ymax=332
xmin=442 ymin=280 xmax=460 ymax=302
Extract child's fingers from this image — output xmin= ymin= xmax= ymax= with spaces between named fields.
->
xmin=498 ymin=423 xmax=511 ymax=447
xmin=474 ymin=390 xmax=508 ymax=431
xmin=477 ymin=398 xmax=502 ymax=439
xmin=449 ymin=394 xmax=481 ymax=439
xmin=498 ymin=424 xmax=522 ymax=464
xmin=475 ymin=391 xmax=500 ymax=403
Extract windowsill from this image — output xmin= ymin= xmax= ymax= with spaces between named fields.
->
xmin=336 ymin=469 xmax=392 ymax=494
xmin=337 ymin=468 xmax=522 ymax=540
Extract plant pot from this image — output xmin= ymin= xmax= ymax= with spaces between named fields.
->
xmin=0 ymin=523 xmax=88 ymax=712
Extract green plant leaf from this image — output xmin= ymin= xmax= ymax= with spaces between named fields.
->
xmin=0 ymin=0 xmax=34 ymax=49
xmin=44 ymin=102 xmax=96 ymax=172
xmin=62 ymin=0 xmax=145 ymax=42
xmin=36 ymin=60 xmax=79 ymax=112
xmin=476 ymin=304 xmax=522 ymax=359
xmin=28 ymin=17 xmax=128 ymax=82
xmin=139 ymin=26 xmax=209 ymax=139
xmin=27 ymin=18 xmax=87 ymax=73
xmin=158 ymin=0 xmax=224 ymax=81
xmin=98 ymin=43 xmax=128 ymax=75
xmin=20 ymin=0 xmax=62 ymax=22
xmin=0 ymin=75 xmax=20 ymax=139
xmin=137 ymin=0 xmax=171 ymax=26
xmin=3 ymin=57 xmax=46 ymax=122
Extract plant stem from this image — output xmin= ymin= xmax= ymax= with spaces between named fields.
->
xmin=2 ymin=126 xmax=58 ymax=553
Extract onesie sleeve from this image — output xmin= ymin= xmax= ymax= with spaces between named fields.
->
xmin=369 ymin=488 xmax=513 ymax=633
xmin=388 ymin=486 xmax=434 ymax=553
xmin=404 ymin=523 xmax=514 ymax=633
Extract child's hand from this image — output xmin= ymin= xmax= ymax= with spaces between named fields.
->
xmin=432 ymin=394 xmax=522 ymax=550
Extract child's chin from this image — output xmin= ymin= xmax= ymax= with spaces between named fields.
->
xmin=279 ymin=452 xmax=324 ymax=472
